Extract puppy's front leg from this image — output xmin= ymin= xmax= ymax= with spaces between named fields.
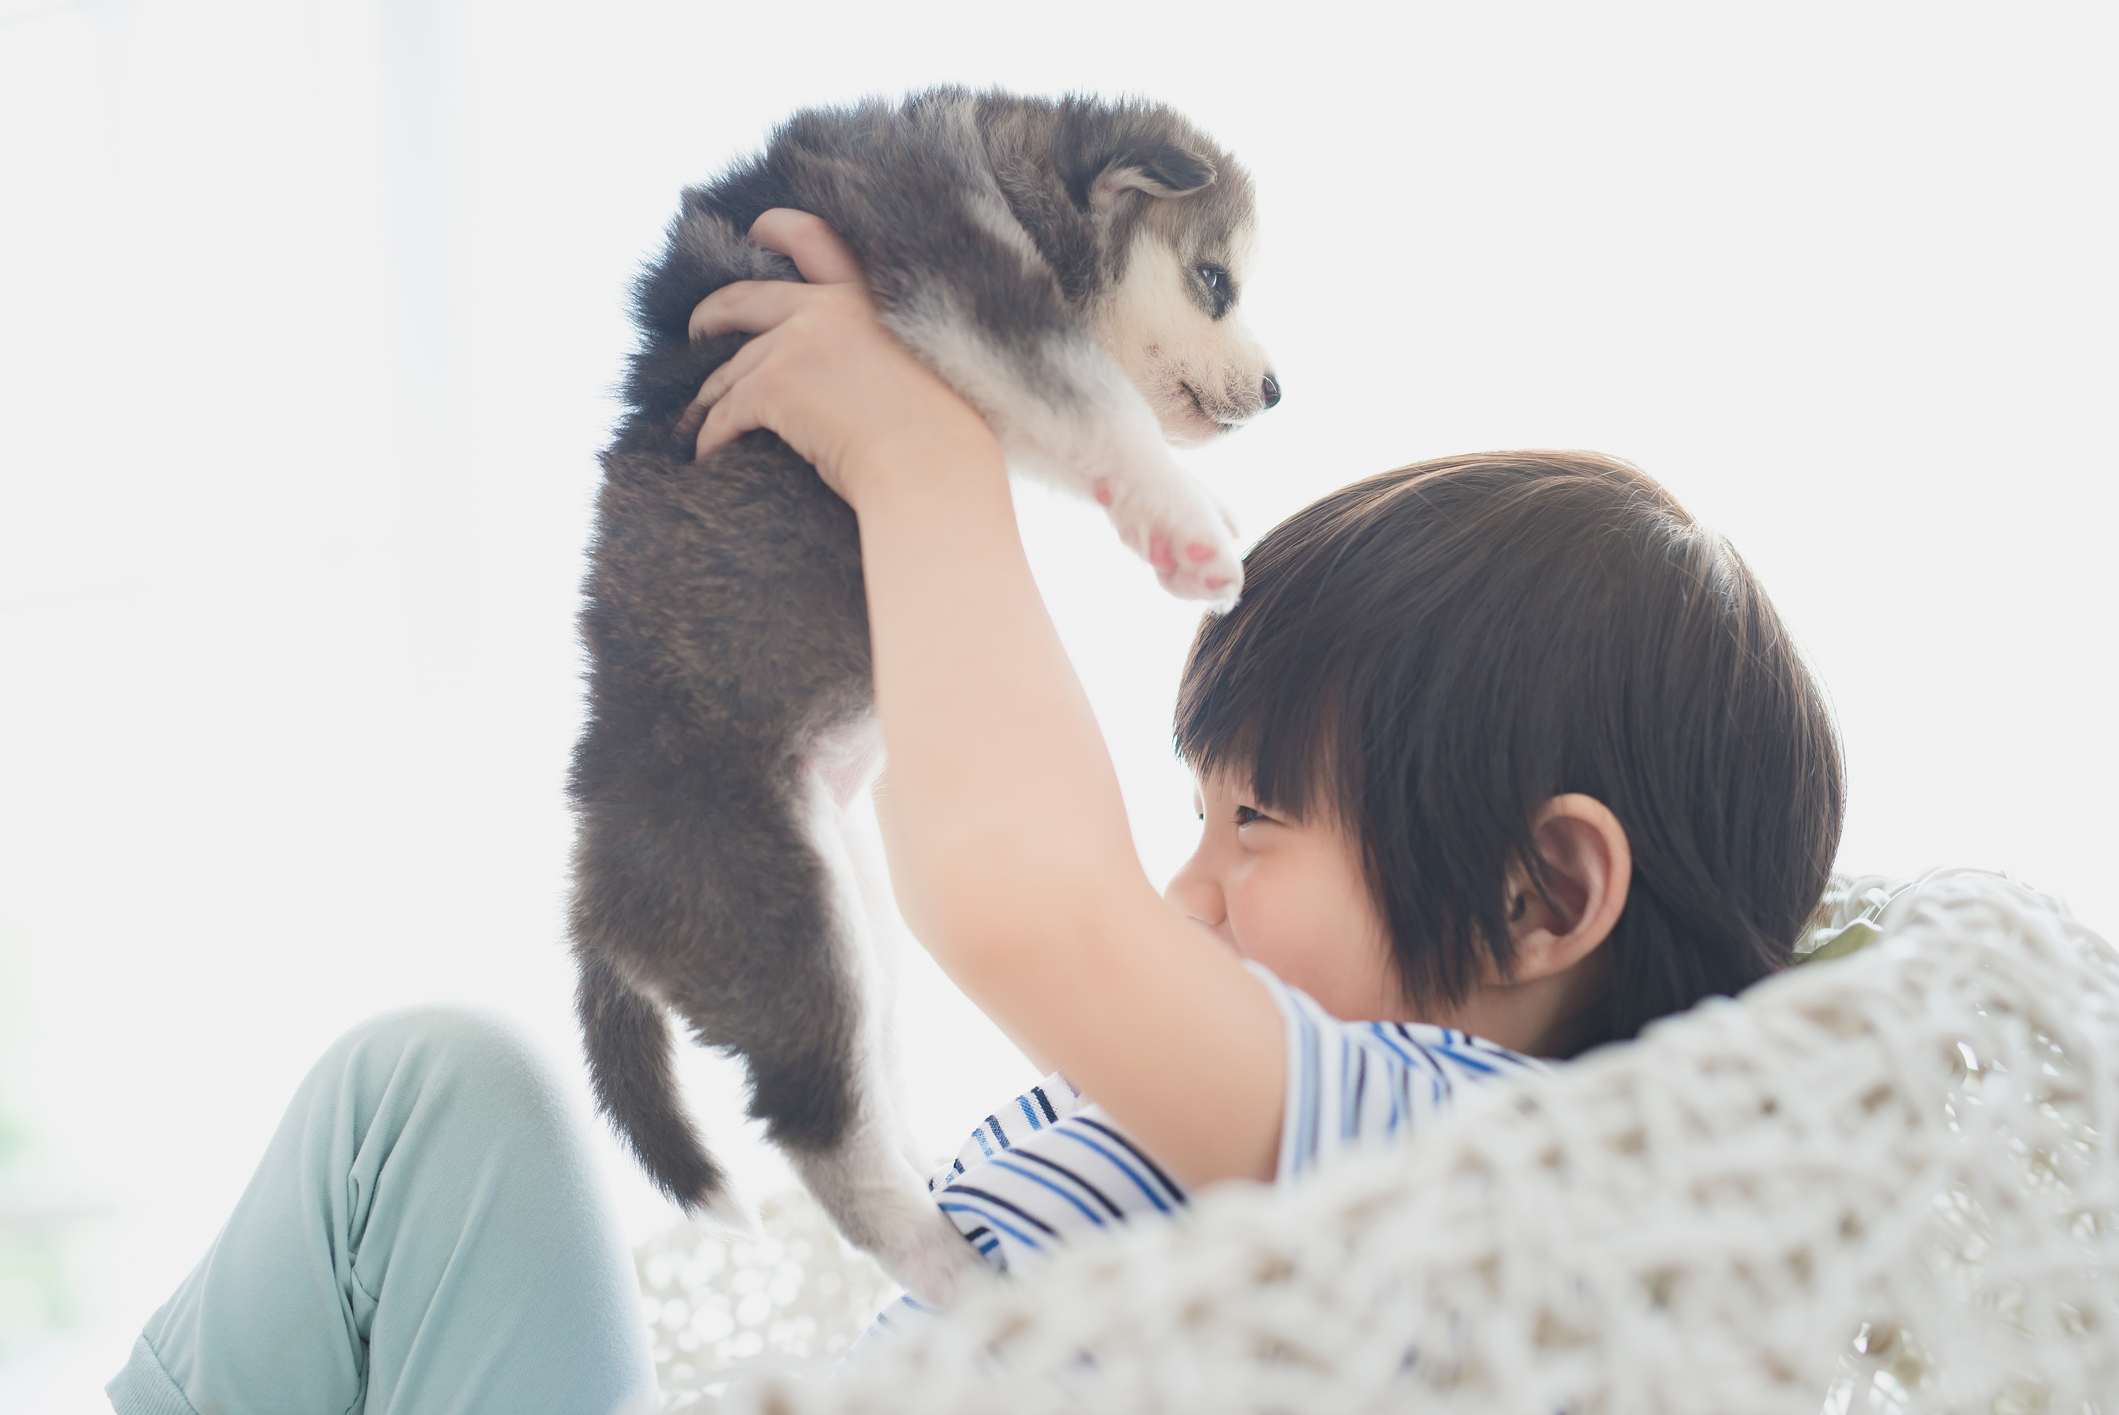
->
xmin=1037 ymin=383 xmax=1244 ymax=605
xmin=882 ymin=310 xmax=1245 ymax=603
xmin=1083 ymin=438 xmax=1242 ymax=604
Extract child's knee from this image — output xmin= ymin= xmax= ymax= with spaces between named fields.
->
xmin=327 ymin=1004 xmax=570 ymax=1132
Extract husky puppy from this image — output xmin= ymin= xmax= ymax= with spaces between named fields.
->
xmin=569 ymin=88 xmax=1276 ymax=1299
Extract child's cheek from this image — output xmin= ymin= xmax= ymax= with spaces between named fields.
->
xmin=1229 ymin=868 xmax=1324 ymax=992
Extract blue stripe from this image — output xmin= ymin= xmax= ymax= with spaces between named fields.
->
xmin=939 ymin=1200 xmax=1044 ymax=1251
xmin=1430 ymin=1041 xmax=1505 ymax=1075
xmin=1340 ymin=1033 xmax=1359 ymax=1142
xmin=943 ymin=1183 xmax=1061 ymax=1237
xmin=1055 ymin=1127 xmax=1173 ymax=1212
xmin=971 ymin=1127 xmax=994 ymax=1159
xmin=988 ymin=1158 xmax=1107 ymax=1226
xmin=1032 ymin=1086 xmax=1060 ymax=1122
xmin=1295 ymin=1003 xmax=1321 ymax=1174
xmin=1074 ymin=1117 xmax=1186 ymax=1204
xmin=1364 ymin=1023 xmax=1432 ymax=1071
xmin=1010 ymin=1148 xmax=1124 ymax=1219
xmin=986 ymin=1113 xmax=1011 ymax=1150
xmin=1390 ymin=1021 xmax=1474 ymax=1093
xmin=1017 ymin=1095 xmax=1044 ymax=1131
xmin=1371 ymin=1025 xmax=1456 ymax=1107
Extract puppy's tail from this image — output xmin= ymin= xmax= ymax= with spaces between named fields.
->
xmin=576 ymin=951 xmax=748 ymax=1230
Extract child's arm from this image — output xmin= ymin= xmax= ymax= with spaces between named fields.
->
xmin=689 ymin=209 xmax=1284 ymax=1187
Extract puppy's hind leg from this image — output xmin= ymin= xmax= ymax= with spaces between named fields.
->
xmin=665 ymin=741 xmax=970 ymax=1304
xmin=790 ymin=742 xmax=983 ymax=1304
xmin=812 ymin=725 xmax=943 ymax=1183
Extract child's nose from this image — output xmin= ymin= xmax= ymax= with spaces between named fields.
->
xmin=1164 ymin=855 xmax=1226 ymax=931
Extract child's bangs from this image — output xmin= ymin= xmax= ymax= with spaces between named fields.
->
xmin=1174 ymin=635 xmax=1347 ymax=824
xmin=1173 ymin=502 xmax=1373 ymax=826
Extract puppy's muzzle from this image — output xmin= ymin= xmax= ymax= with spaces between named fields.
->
xmin=1200 ymin=372 xmax=1284 ymax=431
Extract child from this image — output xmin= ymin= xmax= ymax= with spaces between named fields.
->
xmin=869 ymin=433 xmax=1843 ymax=1314
xmin=106 ymin=211 xmax=1842 ymax=1415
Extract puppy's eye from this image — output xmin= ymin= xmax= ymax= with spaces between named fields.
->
xmin=1197 ymin=263 xmax=1233 ymax=318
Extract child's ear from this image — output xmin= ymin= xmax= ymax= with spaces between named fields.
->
xmin=1503 ymin=795 xmax=1633 ymax=982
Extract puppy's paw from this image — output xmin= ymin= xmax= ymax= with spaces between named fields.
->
xmin=1095 ymin=472 xmax=1244 ymax=605
xmin=885 ymin=1208 xmax=991 ymax=1307
xmin=1148 ymin=528 xmax=1244 ymax=605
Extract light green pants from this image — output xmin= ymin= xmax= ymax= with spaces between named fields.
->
xmin=106 ymin=1006 xmax=659 ymax=1415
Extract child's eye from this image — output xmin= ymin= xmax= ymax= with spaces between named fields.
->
xmin=1234 ymin=805 xmax=1267 ymax=828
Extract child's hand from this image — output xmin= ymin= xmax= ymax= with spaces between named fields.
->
xmin=685 ymin=209 xmax=1000 ymax=509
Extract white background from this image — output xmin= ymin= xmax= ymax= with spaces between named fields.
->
xmin=2 ymin=0 xmax=2114 ymax=1405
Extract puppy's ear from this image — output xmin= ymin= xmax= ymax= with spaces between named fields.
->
xmin=1084 ymin=146 xmax=1217 ymax=210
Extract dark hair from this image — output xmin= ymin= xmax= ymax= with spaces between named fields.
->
xmin=1175 ymin=451 xmax=1844 ymax=1053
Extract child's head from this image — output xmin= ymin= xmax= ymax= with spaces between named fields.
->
xmin=1170 ymin=451 xmax=1843 ymax=1054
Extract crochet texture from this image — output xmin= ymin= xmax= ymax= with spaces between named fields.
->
xmin=643 ymin=868 xmax=2117 ymax=1413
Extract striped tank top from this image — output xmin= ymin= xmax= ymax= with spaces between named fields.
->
xmin=861 ymin=962 xmax=1543 ymax=1340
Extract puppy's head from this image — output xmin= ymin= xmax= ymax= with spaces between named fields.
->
xmin=1075 ymin=139 xmax=1278 ymax=447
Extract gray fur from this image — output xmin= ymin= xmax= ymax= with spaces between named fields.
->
xmin=569 ymin=88 xmax=1271 ymax=1296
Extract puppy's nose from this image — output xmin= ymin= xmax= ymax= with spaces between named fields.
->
xmin=1260 ymin=374 xmax=1281 ymax=409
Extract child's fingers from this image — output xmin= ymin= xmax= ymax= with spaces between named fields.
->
xmin=693 ymin=379 xmax=762 ymax=462
xmin=749 ymin=208 xmax=864 ymax=286
xmin=686 ymin=334 xmax=769 ymax=432
xmin=689 ymin=280 xmax=810 ymax=342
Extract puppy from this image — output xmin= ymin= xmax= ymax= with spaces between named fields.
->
xmin=569 ymin=87 xmax=1275 ymax=1300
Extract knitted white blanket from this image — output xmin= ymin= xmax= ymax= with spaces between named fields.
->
xmin=647 ymin=869 xmax=2118 ymax=1412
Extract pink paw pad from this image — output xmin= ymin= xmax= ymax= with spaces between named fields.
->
xmin=1185 ymin=542 xmax=1216 ymax=564
xmin=1148 ymin=532 xmax=1176 ymax=572
xmin=1092 ymin=478 xmax=1114 ymax=508
xmin=1204 ymin=576 xmax=1232 ymax=591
